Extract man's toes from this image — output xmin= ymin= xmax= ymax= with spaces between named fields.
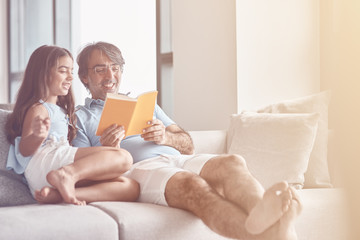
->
xmin=289 ymin=186 xmax=300 ymax=201
xmin=289 ymin=187 xmax=303 ymax=215
xmin=266 ymin=181 xmax=289 ymax=196
xmin=280 ymin=189 xmax=292 ymax=201
xmin=279 ymin=189 xmax=292 ymax=211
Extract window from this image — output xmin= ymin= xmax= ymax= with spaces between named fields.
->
xmin=157 ymin=0 xmax=173 ymax=116
xmin=8 ymin=0 xmax=158 ymax=107
xmin=8 ymin=0 xmax=71 ymax=102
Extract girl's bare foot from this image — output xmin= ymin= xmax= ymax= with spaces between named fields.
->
xmin=35 ymin=187 xmax=63 ymax=204
xmin=245 ymin=181 xmax=292 ymax=234
xmin=46 ymin=167 xmax=85 ymax=206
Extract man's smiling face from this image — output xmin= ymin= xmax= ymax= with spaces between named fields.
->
xmin=82 ymin=49 xmax=122 ymax=100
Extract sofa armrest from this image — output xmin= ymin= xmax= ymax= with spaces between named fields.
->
xmin=188 ymin=130 xmax=227 ymax=154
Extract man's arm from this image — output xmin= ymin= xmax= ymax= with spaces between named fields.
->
xmin=164 ymin=124 xmax=194 ymax=155
xmin=141 ymin=119 xmax=194 ymax=155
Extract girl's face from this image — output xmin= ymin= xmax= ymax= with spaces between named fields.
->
xmin=47 ymin=55 xmax=74 ymax=103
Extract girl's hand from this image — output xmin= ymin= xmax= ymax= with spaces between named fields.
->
xmin=31 ymin=115 xmax=51 ymax=139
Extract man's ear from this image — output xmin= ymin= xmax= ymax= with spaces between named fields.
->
xmin=81 ymin=76 xmax=89 ymax=85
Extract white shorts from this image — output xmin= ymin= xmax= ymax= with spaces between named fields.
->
xmin=24 ymin=137 xmax=78 ymax=196
xmin=123 ymin=154 xmax=217 ymax=206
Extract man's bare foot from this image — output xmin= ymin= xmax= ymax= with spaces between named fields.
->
xmin=35 ymin=187 xmax=63 ymax=204
xmin=46 ymin=168 xmax=85 ymax=206
xmin=249 ymin=186 xmax=302 ymax=240
xmin=245 ymin=181 xmax=291 ymax=235
xmin=274 ymin=186 xmax=302 ymax=240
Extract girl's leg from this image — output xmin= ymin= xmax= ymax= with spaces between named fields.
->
xmin=46 ymin=146 xmax=132 ymax=205
xmin=35 ymin=176 xmax=140 ymax=204
xmin=72 ymin=147 xmax=133 ymax=181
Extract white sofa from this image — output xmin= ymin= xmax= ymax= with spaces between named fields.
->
xmin=0 ymin=101 xmax=349 ymax=240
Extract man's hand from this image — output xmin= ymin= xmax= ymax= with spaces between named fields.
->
xmin=141 ymin=119 xmax=194 ymax=155
xmin=31 ymin=115 xmax=50 ymax=140
xmin=99 ymin=124 xmax=125 ymax=147
xmin=141 ymin=119 xmax=167 ymax=145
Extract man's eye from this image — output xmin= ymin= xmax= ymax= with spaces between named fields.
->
xmin=95 ymin=67 xmax=106 ymax=73
xmin=111 ymin=66 xmax=120 ymax=72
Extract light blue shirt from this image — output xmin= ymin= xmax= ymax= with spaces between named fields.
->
xmin=6 ymin=101 xmax=69 ymax=174
xmin=72 ymin=98 xmax=181 ymax=163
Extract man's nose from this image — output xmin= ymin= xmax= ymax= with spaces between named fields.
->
xmin=104 ymin=67 xmax=116 ymax=79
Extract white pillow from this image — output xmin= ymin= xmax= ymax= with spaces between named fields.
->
xmin=257 ymin=91 xmax=331 ymax=188
xmin=227 ymin=112 xmax=319 ymax=189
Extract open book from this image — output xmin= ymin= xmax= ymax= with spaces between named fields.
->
xmin=96 ymin=91 xmax=158 ymax=137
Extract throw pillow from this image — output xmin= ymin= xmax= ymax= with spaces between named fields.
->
xmin=227 ymin=112 xmax=319 ymax=189
xmin=257 ymin=91 xmax=332 ymax=188
xmin=0 ymin=109 xmax=36 ymax=206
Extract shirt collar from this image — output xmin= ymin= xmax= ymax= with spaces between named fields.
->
xmin=85 ymin=97 xmax=105 ymax=109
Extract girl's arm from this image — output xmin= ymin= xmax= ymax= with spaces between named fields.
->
xmin=19 ymin=104 xmax=50 ymax=156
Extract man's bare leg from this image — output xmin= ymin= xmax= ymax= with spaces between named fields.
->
xmin=165 ymin=170 xmax=297 ymax=240
xmin=164 ymin=154 xmax=296 ymax=239
xmin=165 ymin=171 xmax=250 ymax=239
xmin=200 ymin=154 xmax=292 ymax=230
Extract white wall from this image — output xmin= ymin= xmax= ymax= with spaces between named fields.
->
xmin=172 ymin=0 xmax=237 ymax=131
xmin=171 ymin=0 xmax=320 ymax=131
xmin=0 ymin=0 xmax=8 ymax=103
xmin=236 ymin=0 xmax=320 ymax=111
xmin=320 ymin=1 xmax=360 ymax=238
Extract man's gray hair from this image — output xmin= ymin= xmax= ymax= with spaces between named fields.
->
xmin=77 ymin=41 xmax=125 ymax=88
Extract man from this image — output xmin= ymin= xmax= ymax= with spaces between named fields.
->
xmin=72 ymin=41 xmax=302 ymax=239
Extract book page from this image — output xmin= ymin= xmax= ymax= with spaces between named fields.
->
xmin=96 ymin=91 xmax=158 ymax=137
xmin=127 ymin=91 xmax=158 ymax=136
xmin=95 ymin=95 xmax=137 ymax=136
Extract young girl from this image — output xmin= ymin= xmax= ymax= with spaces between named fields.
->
xmin=6 ymin=45 xmax=139 ymax=205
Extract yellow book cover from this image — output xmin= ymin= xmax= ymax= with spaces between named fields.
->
xmin=96 ymin=91 xmax=158 ymax=137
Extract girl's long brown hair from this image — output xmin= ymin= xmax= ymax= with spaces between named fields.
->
xmin=6 ymin=45 xmax=77 ymax=145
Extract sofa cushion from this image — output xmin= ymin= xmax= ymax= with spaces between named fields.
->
xmin=90 ymin=189 xmax=348 ymax=240
xmin=295 ymin=188 xmax=349 ymax=240
xmin=0 ymin=109 xmax=36 ymax=206
xmin=189 ymin=130 xmax=227 ymax=154
xmin=227 ymin=112 xmax=319 ymax=189
xmin=257 ymin=91 xmax=332 ymax=188
xmin=91 ymin=202 xmax=230 ymax=240
xmin=0 ymin=204 xmax=119 ymax=240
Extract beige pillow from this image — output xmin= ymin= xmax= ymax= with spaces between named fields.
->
xmin=257 ymin=91 xmax=331 ymax=188
xmin=227 ymin=112 xmax=319 ymax=189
